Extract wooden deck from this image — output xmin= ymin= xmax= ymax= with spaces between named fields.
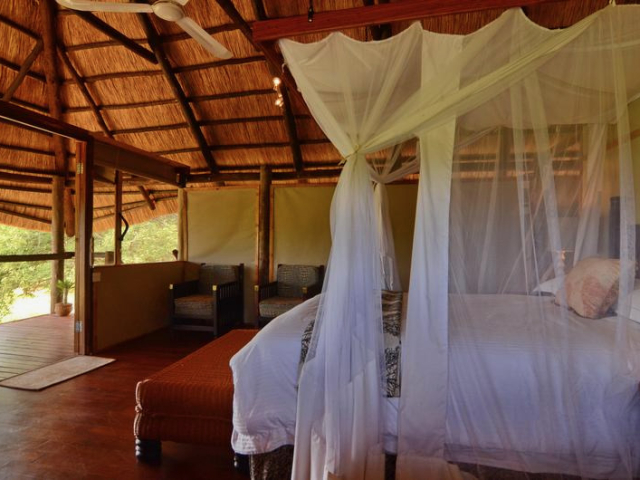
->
xmin=0 ymin=315 xmax=75 ymax=381
xmin=0 ymin=329 xmax=245 ymax=479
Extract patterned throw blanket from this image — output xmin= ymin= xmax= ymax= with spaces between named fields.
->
xmin=298 ymin=290 xmax=403 ymax=398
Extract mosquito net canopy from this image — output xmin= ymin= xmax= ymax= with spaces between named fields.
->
xmin=279 ymin=5 xmax=640 ymax=480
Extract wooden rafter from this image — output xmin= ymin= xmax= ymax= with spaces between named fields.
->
xmin=251 ymin=0 xmax=304 ymax=174
xmin=69 ymin=11 xmax=158 ymax=65
xmin=63 ymin=22 xmax=239 ymax=52
xmin=154 ymin=138 xmax=330 ymax=156
xmin=110 ymin=114 xmax=312 ymax=135
xmin=0 ymin=14 xmax=38 ymax=39
xmin=252 ymin=0 xmax=565 ymax=41
xmin=214 ymin=0 xmax=307 ymax=108
xmin=279 ymin=84 xmax=304 ymax=174
xmin=2 ymin=40 xmax=43 ymax=101
xmin=0 ymin=207 xmax=50 ymax=225
xmin=0 ymin=57 xmax=45 ymax=84
xmin=137 ymin=185 xmax=156 ymax=211
xmin=57 ymin=48 xmax=113 ymax=138
xmin=64 ymin=88 xmax=275 ymax=114
xmin=59 ymin=55 xmax=265 ymax=86
xmin=138 ymin=14 xmax=219 ymax=175
xmin=0 ymin=142 xmax=55 ymax=157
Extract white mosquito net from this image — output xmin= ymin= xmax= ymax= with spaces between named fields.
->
xmin=279 ymin=5 xmax=640 ymax=480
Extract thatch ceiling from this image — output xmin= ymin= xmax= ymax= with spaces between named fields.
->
xmin=0 ymin=0 xmax=633 ymax=231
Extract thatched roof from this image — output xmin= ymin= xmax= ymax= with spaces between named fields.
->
xmin=0 ymin=0 xmax=632 ymax=231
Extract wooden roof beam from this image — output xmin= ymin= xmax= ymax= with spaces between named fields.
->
xmin=155 ymin=138 xmax=330 ymax=156
xmin=0 ymin=206 xmax=50 ymax=226
xmin=139 ymin=14 xmax=219 ymax=175
xmin=0 ymin=14 xmax=39 ymax=39
xmin=64 ymin=22 xmax=239 ymax=52
xmin=110 ymin=114 xmax=311 ymax=135
xmin=2 ymin=40 xmax=43 ymax=101
xmin=58 ymin=55 xmax=265 ymax=86
xmin=64 ymin=88 xmax=275 ymax=113
xmin=214 ymin=0 xmax=307 ymax=109
xmin=57 ymin=47 xmax=113 ymax=138
xmin=0 ymin=142 xmax=56 ymax=157
xmin=68 ymin=11 xmax=158 ymax=65
xmin=252 ymin=0 xmax=565 ymax=41
xmin=251 ymin=0 xmax=304 ymax=175
xmin=0 ymin=57 xmax=45 ymax=84
xmin=137 ymin=186 xmax=157 ymax=211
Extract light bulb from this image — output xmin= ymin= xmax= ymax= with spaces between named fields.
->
xmin=272 ymin=77 xmax=281 ymax=87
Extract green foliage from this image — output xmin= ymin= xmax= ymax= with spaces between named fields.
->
xmin=0 ymin=225 xmax=53 ymax=319
xmin=56 ymin=279 xmax=74 ymax=304
xmin=0 ymin=214 xmax=177 ymax=322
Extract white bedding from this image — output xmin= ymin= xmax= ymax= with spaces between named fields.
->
xmin=230 ymin=294 xmax=640 ymax=477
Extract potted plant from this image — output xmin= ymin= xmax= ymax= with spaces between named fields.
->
xmin=54 ymin=279 xmax=74 ymax=317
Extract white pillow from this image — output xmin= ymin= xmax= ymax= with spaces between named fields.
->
xmin=532 ymin=277 xmax=563 ymax=295
xmin=616 ymin=280 xmax=640 ymax=323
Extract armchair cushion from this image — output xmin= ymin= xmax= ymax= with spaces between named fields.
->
xmin=276 ymin=265 xmax=323 ymax=298
xmin=174 ymin=294 xmax=213 ymax=319
xmin=258 ymin=296 xmax=304 ymax=319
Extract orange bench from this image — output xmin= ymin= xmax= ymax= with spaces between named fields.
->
xmin=134 ymin=329 xmax=257 ymax=462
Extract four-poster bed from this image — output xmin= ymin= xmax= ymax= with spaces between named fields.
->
xmin=231 ymin=4 xmax=640 ymax=480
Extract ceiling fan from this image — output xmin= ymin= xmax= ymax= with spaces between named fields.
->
xmin=56 ymin=0 xmax=233 ymax=59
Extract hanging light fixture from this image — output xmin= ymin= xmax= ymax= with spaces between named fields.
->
xmin=273 ymin=76 xmax=284 ymax=108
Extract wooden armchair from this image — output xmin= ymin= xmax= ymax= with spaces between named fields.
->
xmin=169 ymin=263 xmax=244 ymax=336
xmin=255 ymin=264 xmax=324 ymax=327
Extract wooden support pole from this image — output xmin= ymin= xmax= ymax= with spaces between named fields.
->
xmin=40 ymin=0 xmax=68 ymax=313
xmin=75 ymin=140 xmax=94 ymax=355
xmin=2 ymin=40 xmax=43 ymax=101
xmin=178 ymin=188 xmax=188 ymax=261
xmin=64 ymin=187 xmax=75 ymax=237
xmin=114 ymin=171 xmax=122 ymax=265
xmin=258 ymin=165 xmax=271 ymax=284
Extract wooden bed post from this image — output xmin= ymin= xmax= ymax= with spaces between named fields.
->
xmin=258 ymin=165 xmax=271 ymax=285
xmin=75 ymin=139 xmax=94 ymax=355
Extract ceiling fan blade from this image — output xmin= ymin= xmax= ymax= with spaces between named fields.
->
xmin=176 ymin=16 xmax=233 ymax=60
xmin=173 ymin=0 xmax=190 ymax=5
xmin=56 ymin=0 xmax=153 ymax=13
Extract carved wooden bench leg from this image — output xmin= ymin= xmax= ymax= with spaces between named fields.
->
xmin=135 ymin=438 xmax=162 ymax=463
xmin=234 ymin=453 xmax=250 ymax=476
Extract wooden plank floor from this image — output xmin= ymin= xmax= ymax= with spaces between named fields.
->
xmin=0 ymin=315 xmax=75 ymax=381
xmin=0 ymin=329 xmax=247 ymax=480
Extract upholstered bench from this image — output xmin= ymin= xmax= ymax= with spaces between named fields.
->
xmin=134 ymin=329 xmax=257 ymax=462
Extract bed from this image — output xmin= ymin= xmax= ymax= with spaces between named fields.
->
xmin=231 ymin=292 xmax=640 ymax=479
